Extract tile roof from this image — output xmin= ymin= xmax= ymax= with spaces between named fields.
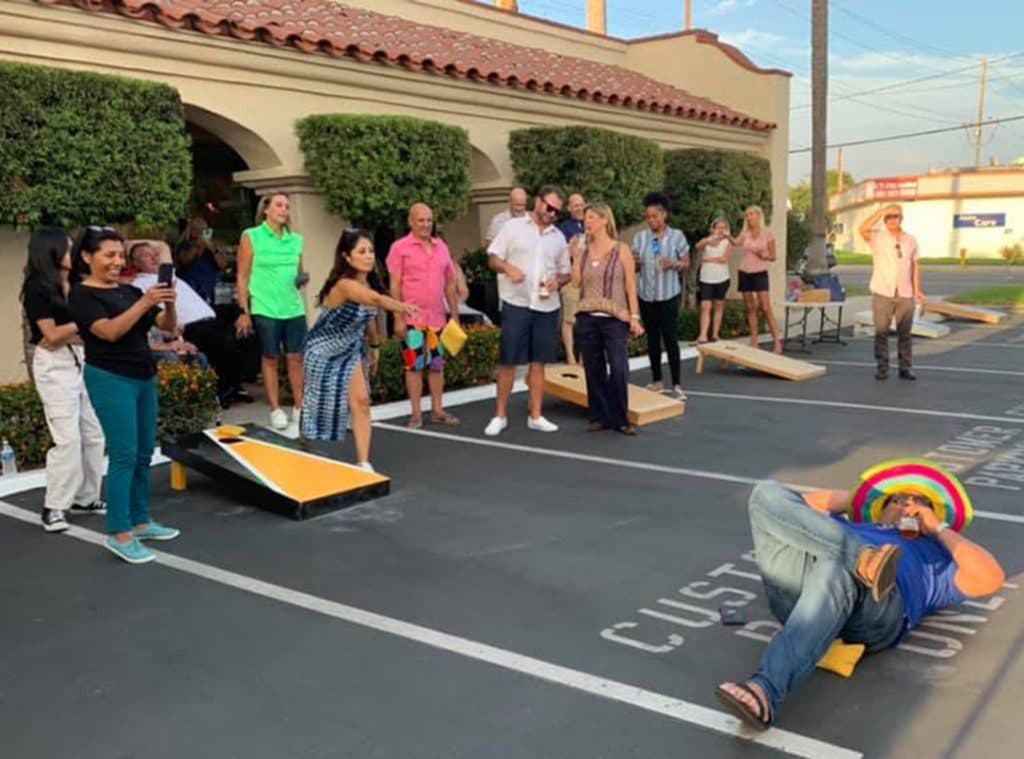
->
xmin=36 ymin=0 xmax=773 ymax=131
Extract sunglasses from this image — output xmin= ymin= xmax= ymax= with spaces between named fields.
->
xmin=543 ymin=200 xmax=562 ymax=215
xmin=895 ymin=242 xmax=902 ymax=259
xmin=884 ymin=214 xmax=902 ymax=221
xmin=86 ymin=225 xmax=117 ymax=233
xmin=651 ymin=237 xmax=661 ymax=255
xmin=889 ymin=493 xmax=933 ymax=510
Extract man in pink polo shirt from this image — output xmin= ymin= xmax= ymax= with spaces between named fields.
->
xmin=859 ymin=203 xmax=925 ymax=381
xmin=388 ymin=203 xmax=461 ymax=428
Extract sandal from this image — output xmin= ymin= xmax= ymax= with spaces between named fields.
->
xmin=430 ymin=412 xmax=461 ymax=426
xmin=407 ymin=416 xmax=423 ymax=430
xmin=715 ymin=682 xmax=773 ymax=731
xmin=618 ymin=424 xmax=638 ymax=436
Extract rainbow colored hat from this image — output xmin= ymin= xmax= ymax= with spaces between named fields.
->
xmin=848 ymin=458 xmax=974 ymax=533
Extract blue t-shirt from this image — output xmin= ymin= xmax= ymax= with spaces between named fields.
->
xmin=837 ymin=518 xmax=966 ymax=631
xmin=557 ymin=218 xmax=584 ymax=242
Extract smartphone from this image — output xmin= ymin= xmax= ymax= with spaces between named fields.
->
xmin=720 ymin=606 xmax=748 ymax=626
xmin=157 ymin=262 xmax=174 ymax=287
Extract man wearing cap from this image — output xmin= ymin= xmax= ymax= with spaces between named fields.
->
xmin=859 ymin=204 xmax=924 ymax=381
xmin=717 ymin=460 xmax=1004 ymax=730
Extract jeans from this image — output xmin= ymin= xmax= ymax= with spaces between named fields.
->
xmin=747 ymin=482 xmax=906 ymax=715
xmin=575 ymin=313 xmax=630 ymax=429
xmin=638 ymin=295 xmax=681 ymax=386
xmin=872 ymin=294 xmax=914 ymax=371
xmin=84 ymin=365 xmax=157 ymax=534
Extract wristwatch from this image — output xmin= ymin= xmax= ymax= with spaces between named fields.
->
xmin=934 ymin=522 xmax=949 ymax=535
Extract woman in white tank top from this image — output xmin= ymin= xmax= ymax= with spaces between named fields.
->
xmin=693 ymin=217 xmax=735 ymax=344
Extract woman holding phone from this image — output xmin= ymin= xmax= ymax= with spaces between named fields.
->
xmin=68 ymin=226 xmax=180 ymax=564
xmin=234 ymin=193 xmax=307 ymax=431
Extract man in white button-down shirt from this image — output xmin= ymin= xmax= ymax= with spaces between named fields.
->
xmin=859 ymin=204 xmax=924 ymax=381
xmin=484 ymin=185 xmax=571 ymax=436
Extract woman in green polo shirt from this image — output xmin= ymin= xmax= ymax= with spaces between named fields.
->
xmin=235 ymin=193 xmax=307 ymax=430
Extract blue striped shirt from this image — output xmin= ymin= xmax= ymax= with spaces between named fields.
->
xmin=633 ymin=226 xmax=689 ymax=302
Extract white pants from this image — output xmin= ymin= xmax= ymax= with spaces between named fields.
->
xmin=32 ymin=345 xmax=105 ymax=511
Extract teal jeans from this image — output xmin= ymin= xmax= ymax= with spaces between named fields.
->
xmin=83 ymin=365 xmax=157 ymax=534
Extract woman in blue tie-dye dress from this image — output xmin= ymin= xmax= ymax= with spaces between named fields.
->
xmin=301 ymin=229 xmax=417 ymax=471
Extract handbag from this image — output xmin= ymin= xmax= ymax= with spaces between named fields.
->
xmin=440 ymin=318 xmax=468 ymax=356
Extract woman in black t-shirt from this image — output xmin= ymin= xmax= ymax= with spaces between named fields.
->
xmin=68 ymin=227 xmax=180 ymax=565
xmin=21 ymin=227 xmax=107 ymax=533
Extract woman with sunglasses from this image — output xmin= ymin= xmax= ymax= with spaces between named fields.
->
xmin=858 ymin=203 xmax=923 ymax=381
xmin=68 ymin=226 xmax=180 ymax=564
xmin=21 ymin=227 xmax=106 ymax=533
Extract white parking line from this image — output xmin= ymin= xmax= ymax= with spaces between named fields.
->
xmin=683 ymin=391 xmax=1024 ymax=425
xmin=373 ymin=424 xmax=1024 ymax=525
xmin=810 ymin=360 xmax=1024 ymax=378
xmin=0 ymin=500 xmax=860 ymax=759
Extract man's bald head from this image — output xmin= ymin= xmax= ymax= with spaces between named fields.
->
xmin=509 ymin=187 xmax=528 ymax=217
xmin=567 ymin=193 xmax=585 ymax=221
xmin=409 ymin=202 xmax=435 ymax=241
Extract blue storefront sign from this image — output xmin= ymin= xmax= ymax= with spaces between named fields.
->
xmin=953 ymin=213 xmax=1006 ymax=228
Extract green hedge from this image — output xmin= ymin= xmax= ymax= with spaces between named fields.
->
xmin=297 ymin=114 xmax=472 ymax=231
xmin=509 ymin=126 xmax=664 ymax=227
xmin=663 ymin=148 xmax=772 ymax=244
xmin=0 ymin=363 xmax=218 ymax=471
xmin=0 ymin=63 xmax=191 ymax=230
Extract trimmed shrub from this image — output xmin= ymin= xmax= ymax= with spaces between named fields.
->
xmin=297 ymin=115 xmax=472 ymax=231
xmin=0 ymin=62 xmax=191 ymax=230
xmin=786 ymin=212 xmax=813 ymax=271
xmin=509 ymin=126 xmax=664 ymax=227
xmin=0 ymin=363 xmax=218 ymax=471
xmin=663 ymin=149 xmax=772 ymax=244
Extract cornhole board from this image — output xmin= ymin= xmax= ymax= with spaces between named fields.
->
xmin=921 ymin=299 xmax=1006 ymax=325
xmin=544 ymin=364 xmax=685 ymax=426
xmin=695 ymin=341 xmax=826 ymax=382
xmin=161 ymin=424 xmax=390 ymax=520
xmin=853 ymin=310 xmax=951 ymax=339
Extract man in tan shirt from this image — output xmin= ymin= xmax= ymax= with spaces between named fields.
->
xmin=859 ymin=204 xmax=924 ymax=381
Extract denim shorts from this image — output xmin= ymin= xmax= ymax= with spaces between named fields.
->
xmin=499 ymin=303 xmax=559 ymax=365
xmin=252 ymin=315 xmax=307 ymax=357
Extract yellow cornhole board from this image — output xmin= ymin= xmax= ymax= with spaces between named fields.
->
xmin=544 ymin=364 xmax=685 ymax=426
xmin=162 ymin=424 xmax=390 ymax=520
xmin=921 ymin=299 xmax=1006 ymax=325
xmin=695 ymin=341 xmax=826 ymax=382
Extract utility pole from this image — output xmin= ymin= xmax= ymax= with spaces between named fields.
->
xmin=685 ymin=0 xmax=692 ymax=30
xmin=807 ymin=0 xmax=829 ymax=274
xmin=973 ymin=57 xmax=989 ymax=167
xmin=837 ymin=147 xmax=845 ymax=193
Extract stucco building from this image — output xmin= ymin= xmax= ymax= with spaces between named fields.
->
xmin=830 ymin=165 xmax=1024 ymax=260
xmin=0 ymin=0 xmax=791 ymax=382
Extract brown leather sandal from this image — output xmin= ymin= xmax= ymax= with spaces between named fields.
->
xmin=855 ymin=544 xmax=902 ymax=602
xmin=715 ymin=682 xmax=773 ymax=730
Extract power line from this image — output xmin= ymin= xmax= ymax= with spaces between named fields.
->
xmin=789 ymin=114 xmax=1024 ymax=153
xmin=830 ymin=0 xmax=962 ymax=59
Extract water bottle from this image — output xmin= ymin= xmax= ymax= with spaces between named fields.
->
xmin=1 ymin=439 xmax=17 ymax=476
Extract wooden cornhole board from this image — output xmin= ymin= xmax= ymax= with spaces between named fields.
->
xmin=695 ymin=341 xmax=826 ymax=382
xmin=544 ymin=364 xmax=685 ymax=426
xmin=921 ymin=299 xmax=1006 ymax=325
xmin=853 ymin=310 xmax=951 ymax=339
xmin=161 ymin=424 xmax=390 ymax=520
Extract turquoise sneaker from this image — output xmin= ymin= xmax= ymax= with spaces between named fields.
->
xmin=105 ymin=536 xmax=156 ymax=564
xmin=133 ymin=522 xmax=181 ymax=541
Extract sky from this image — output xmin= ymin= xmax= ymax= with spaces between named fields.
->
xmin=512 ymin=0 xmax=1024 ymax=186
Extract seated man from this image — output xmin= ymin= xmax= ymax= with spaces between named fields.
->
xmin=129 ymin=242 xmax=250 ymax=408
xmin=717 ymin=460 xmax=1004 ymax=730
xmin=147 ymin=325 xmax=208 ymax=369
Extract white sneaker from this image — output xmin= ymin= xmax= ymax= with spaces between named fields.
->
xmin=484 ymin=416 xmax=508 ymax=436
xmin=527 ymin=416 xmax=559 ymax=433
xmin=356 ymin=461 xmax=375 ymax=473
xmin=291 ymin=406 xmax=301 ymax=425
xmin=270 ymin=408 xmax=289 ymax=429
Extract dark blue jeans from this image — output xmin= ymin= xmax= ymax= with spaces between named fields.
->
xmin=575 ymin=313 xmax=630 ymax=429
xmin=747 ymin=482 xmax=906 ymax=715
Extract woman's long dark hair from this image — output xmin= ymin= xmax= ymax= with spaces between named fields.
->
xmin=20 ymin=226 xmax=70 ymax=308
xmin=318 ymin=228 xmax=375 ymax=306
xmin=71 ymin=225 xmax=125 ymax=283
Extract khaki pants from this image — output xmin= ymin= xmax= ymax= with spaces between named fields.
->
xmin=32 ymin=346 xmax=105 ymax=511
xmin=871 ymin=294 xmax=914 ymax=371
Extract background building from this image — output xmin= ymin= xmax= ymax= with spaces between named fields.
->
xmin=0 ymin=0 xmax=792 ymax=382
xmin=830 ymin=164 xmax=1024 ymax=259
